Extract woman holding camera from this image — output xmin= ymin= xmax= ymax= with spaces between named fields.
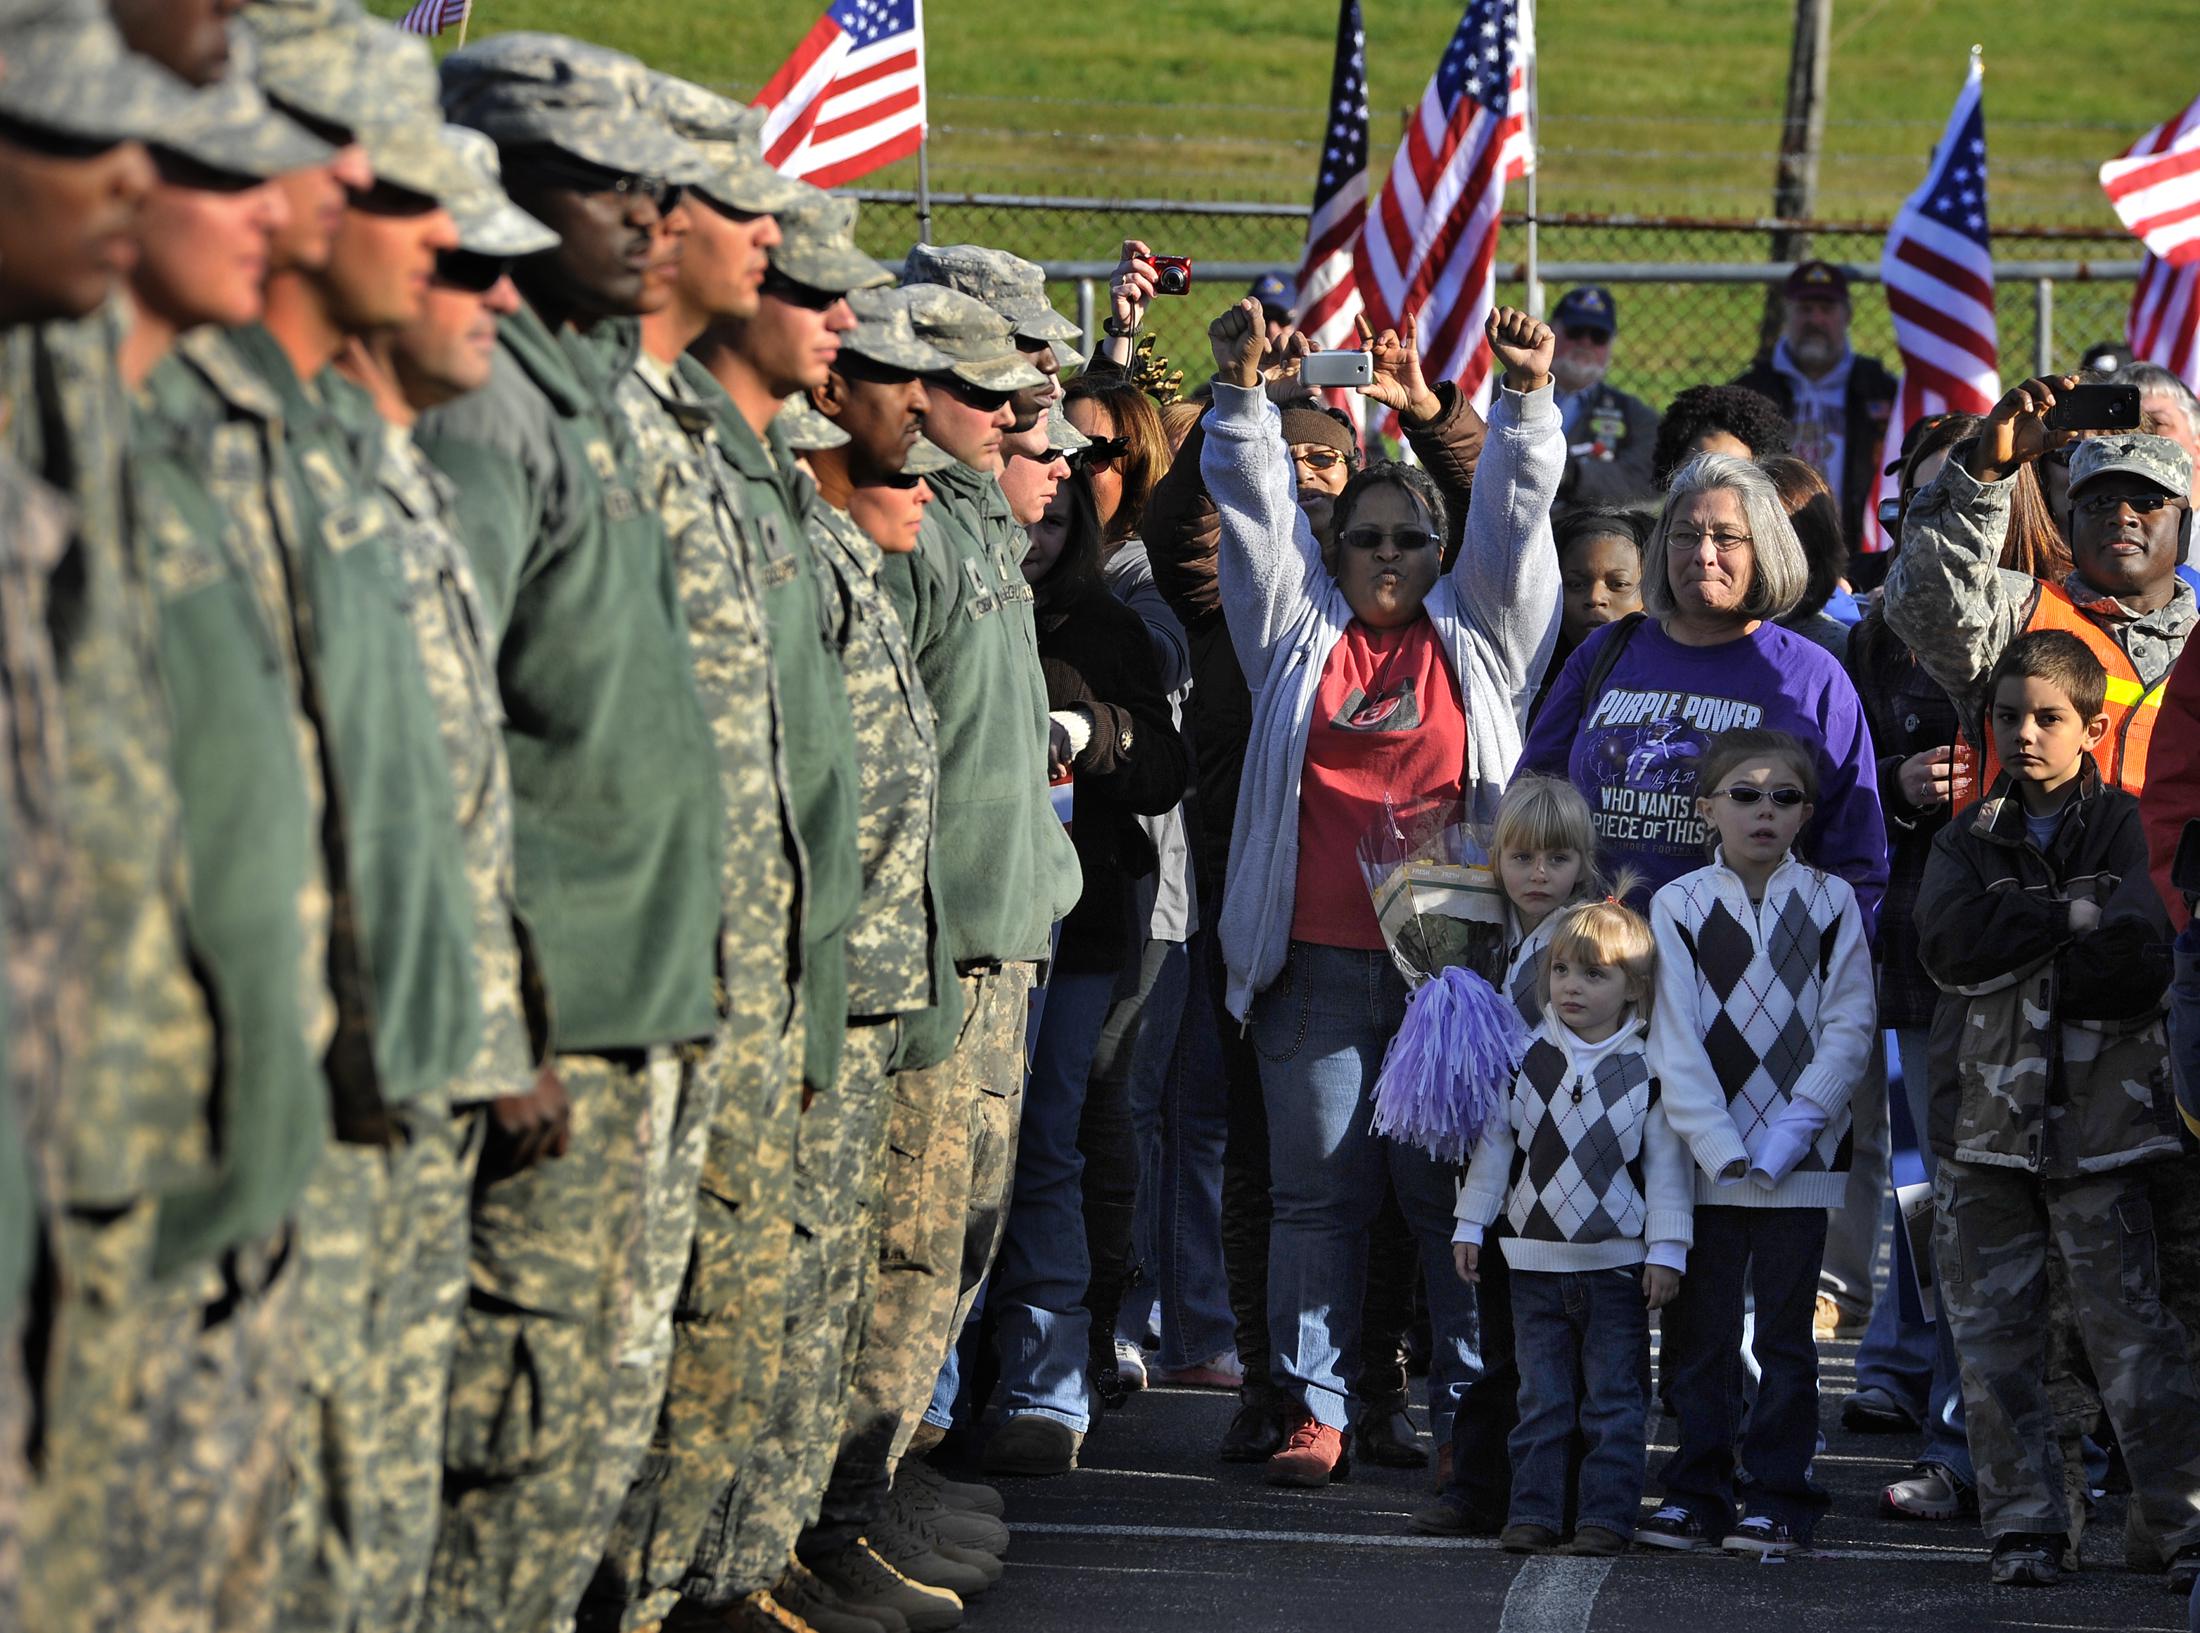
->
xmin=1200 ymin=298 xmax=1563 ymax=1488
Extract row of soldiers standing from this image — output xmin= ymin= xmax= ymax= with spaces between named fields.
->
xmin=0 ymin=4 xmax=1091 ymax=1632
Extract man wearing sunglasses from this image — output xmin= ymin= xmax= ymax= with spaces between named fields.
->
xmin=903 ymin=243 xmax=1081 ymax=465
xmin=1548 ymin=284 xmax=1658 ymax=507
xmin=1887 ymin=377 xmax=2195 ymax=811
xmin=411 ymin=36 xmax=730 ymax=1633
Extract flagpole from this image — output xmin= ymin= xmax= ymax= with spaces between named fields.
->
xmin=1522 ymin=0 xmax=1540 ymax=317
xmin=456 ymin=2 xmax=470 ymax=46
xmin=913 ymin=0 xmax=931 ymax=243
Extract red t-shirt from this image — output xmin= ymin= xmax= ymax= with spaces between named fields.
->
xmin=1290 ymin=618 xmax=1468 ymax=948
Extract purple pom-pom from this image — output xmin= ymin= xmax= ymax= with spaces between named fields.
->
xmin=1369 ymin=967 xmax=1532 ymax=1162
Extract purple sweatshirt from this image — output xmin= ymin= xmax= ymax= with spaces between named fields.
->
xmin=1522 ymin=616 xmax=1888 ymax=928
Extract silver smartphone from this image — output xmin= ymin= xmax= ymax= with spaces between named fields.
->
xmin=1299 ymin=350 xmax=1374 ymax=389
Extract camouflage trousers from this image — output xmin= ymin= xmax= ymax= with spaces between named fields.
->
xmin=685 ymin=1019 xmax=899 ymax=1606
xmin=0 ymin=1310 xmax=22 ymax=1633
xmin=421 ymin=1044 xmax=712 ymax=1633
xmin=804 ymin=965 xmax=1031 ymax=1556
xmin=103 ymin=1233 xmax=297 ymax=1633
xmin=1934 ymin=1159 xmax=2200 ymax=1546
xmin=581 ymin=1013 xmax=799 ymax=1633
xmin=21 ymin=1201 xmax=160 ymax=1633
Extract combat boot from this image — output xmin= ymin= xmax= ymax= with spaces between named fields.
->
xmin=863 ymin=1513 xmax=992 ymax=1599
xmin=799 ymin=1541 xmax=962 ymax=1633
xmin=899 ymin=1456 xmax=1006 ymax=1518
xmin=723 ymin=1589 xmax=821 ymax=1631
xmin=773 ymin=1557 xmax=900 ymax=1633
xmin=891 ymin=1466 xmax=1012 ymax=1555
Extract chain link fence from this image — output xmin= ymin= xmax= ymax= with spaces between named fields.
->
xmin=847 ymin=193 xmax=2142 ymax=409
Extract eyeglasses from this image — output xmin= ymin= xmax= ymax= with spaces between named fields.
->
xmin=1292 ymin=446 xmax=1347 ymax=472
xmin=1338 ymin=527 xmax=1440 ymax=553
xmin=1667 ymin=528 xmax=1753 ymax=554
xmin=434 ymin=249 xmax=512 ymax=294
xmin=760 ymin=269 xmax=844 ymax=312
xmin=2074 ymin=489 xmax=2185 ymax=518
xmin=1071 ymin=435 xmax=1129 ymax=472
xmin=1712 ymin=786 xmax=1808 ymax=808
xmin=1561 ymin=326 xmax=1612 ymax=345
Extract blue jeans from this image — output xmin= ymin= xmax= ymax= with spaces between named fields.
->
xmin=989 ymin=967 xmax=1118 ymax=1433
xmin=1658 ymin=1203 xmax=1830 ymax=1538
xmin=1119 ymin=934 xmax=1235 ymax=1368
xmin=1509 ymin=1267 xmax=1651 ymax=1536
xmin=1250 ymin=941 xmax=1480 ymax=1439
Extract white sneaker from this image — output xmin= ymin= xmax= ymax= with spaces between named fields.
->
xmin=1113 ymin=1338 xmax=1148 ymax=1391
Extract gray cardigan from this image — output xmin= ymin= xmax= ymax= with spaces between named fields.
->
xmin=1200 ymin=379 xmax=1563 ymax=1018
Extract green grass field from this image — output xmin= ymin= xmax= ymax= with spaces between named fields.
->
xmin=362 ymin=1 xmax=2181 ymax=399
xmin=367 ymin=0 xmax=2196 ymax=223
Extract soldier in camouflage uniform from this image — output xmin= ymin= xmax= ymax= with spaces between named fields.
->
xmin=329 ymin=123 xmax=566 ymax=1632
xmin=414 ymin=37 xmax=727 ymax=1633
xmin=109 ymin=66 xmax=339 ymax=1633
xmin=570 ymin=77 xmax=819 ymax=1633
xmin=903 ymin=242 xmax=1080 ymax=469
xmin=0 ymin=12 xmax=213 ymax=1632
xmin=1913 ymin=604 xmax=2200 ymax=1591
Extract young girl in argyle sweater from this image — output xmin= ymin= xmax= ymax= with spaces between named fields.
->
xmin=1453 ymin=893 xmax=1689 ymax=1556
xmin=1641 ymin=727 xmax=1876 ymax=1557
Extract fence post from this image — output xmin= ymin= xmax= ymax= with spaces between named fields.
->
xmin=1077 ymin=279 xmax=1095 ymax=350
xmin=2033 ymin=277 xmax=2054 ymax=376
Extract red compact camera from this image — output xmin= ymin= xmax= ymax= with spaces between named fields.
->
xmin=1151 ymin=255 xmax=1193 ymax=296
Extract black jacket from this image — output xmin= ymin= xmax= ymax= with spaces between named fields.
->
xmin=1732 ymin=350 xmax=1899 ymax=553
xmin=1555 ymin=380 xmax=1660 ymax=508
xmin=1035 ymin=568 xmax=1190 ymax=973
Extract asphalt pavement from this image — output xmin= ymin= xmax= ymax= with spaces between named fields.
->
xmin=930 ymin=1321 xmax=2194 ymax=1633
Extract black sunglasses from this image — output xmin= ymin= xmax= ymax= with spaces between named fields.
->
xmin=513 ymin=150 xmax=682 ymax=211
xmin=1338 ymin=527 xmax=1440 ymax=553
xmin=435 ymin=249 xmax=512 ymax=294
xmin=932 ymin=374 xmax=1015 ymax=414
xmin=1712 ymin=785 xmax=1808 ymax=807
xmin=1071 ymin=435 xmax=1130 ymax=471
xmin=1561 ymin=325 xmax=1611 ymax=344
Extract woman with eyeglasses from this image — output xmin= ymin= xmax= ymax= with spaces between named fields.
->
xmin=1523 ymin=453 xmax=1888 ymax=922
xmin=1198 ymin=298 xmax=1563 ymax=1490
xmin=978 ymin=472 xmax=1189 ymax=1477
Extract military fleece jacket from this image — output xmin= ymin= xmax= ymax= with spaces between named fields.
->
xmin=1915 ymin=763 xmax=2181 ymax=1177
xmin=881 ymin=462 xmax=1081 ymax=967
xmin=417 ymin=304 xmax=723 ymax=1054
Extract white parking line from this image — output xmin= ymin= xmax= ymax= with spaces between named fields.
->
xmin=1496 ymin=1557 xmax=1613 ymax=1633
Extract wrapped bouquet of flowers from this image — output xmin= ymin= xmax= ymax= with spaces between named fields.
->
xmin=1359 ymin=795 xmax=1531 ymax=1163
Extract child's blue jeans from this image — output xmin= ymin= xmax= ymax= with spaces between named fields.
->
xmin=1507 ymin=1265 xmax=1650 ymax=1537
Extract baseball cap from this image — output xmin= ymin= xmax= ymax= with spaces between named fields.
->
xmin=842 ymin=286 xmax=950 ymax=375
xmin=1550 ymin=285 xmax=1618 ymax=337
xmin=904 ymin=242 xmax=1081 ymax=345
xmin=154 ymin=69 xmax=333 ymax=182
xmin=642 ymin=74 xmax=805 ymax=216
xmin=1249 ymin=270 xmax=1295 ymax=321
xmin=899 ymin=283 xmax=1048 ymax=393
xmin=1043 ymin=400 xmax=1091 ymax=455
xmin=2067 ymin=434 xmax=2193 ymax=502
xmin=440 ymin=124 xmax=557 ymax=257
xmin=0 ymin=0 xmax=197 ymax=147
xmin=1783 ymin=259 xmax=1851 ymax=301
xmin=769 ymin=187 xmax=893 ymax=296
xmin=346 ymin=21 xmax=477 ymax=202
xmin=440 ymin=32 xmax=712 ymax=187
xmin=902 ymin=436 xmax=955 ymax=477
xmin=236 ymin=0 xmax=371 ymax=142
xmin=777 ymin=391 xmax=851 ymax=452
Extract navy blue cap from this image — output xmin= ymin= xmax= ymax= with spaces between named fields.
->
xmin=1248 ymin=270 xmax=1295 ymax=317
xmin=1551 ymin=285 xmax=1617 ymax=337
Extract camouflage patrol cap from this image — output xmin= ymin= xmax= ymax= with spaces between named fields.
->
xmin=903 ymin=242 xmax=1081 ymax=345
xmin=347 ymin=22 xmax=477 ymax=204
xmin=1043 ymin=399 xmax=1092 ymax=455
xmin=154 ymin=70 xmax=334 ymax=183
xmin=641 ymin=74 xmax=805 ymax=216
xmin=842 ymin=286 xmax=949 ymax=375
xmin=2068 ymin=434 xmax=2194 ymax=502
xmin=902 ymin=435 xmax=955 ymax=477
xmin=769 ymin=187 xmax=893 ymax=296
xmin=440 ymin=32 xmax=712 ymax=187
xmin=442 ymin=125 xmax=558 ymax=258
xmin=236 ymin=0 xmax=370 ymax=140
xmin=0 ymin=0 xmax=197 ymax=146
xmin=899 ymin=283 xmax=1048 ymax=393
xmin=777 ymin=392 xmax=851 ymax=452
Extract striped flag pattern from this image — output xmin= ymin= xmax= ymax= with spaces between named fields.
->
xmin=396 ymin=0 xmax=469 ymax=35
xmin=1353 ymin=0 xmax=1534 ymax=412
xmin=2104 ymin=94 xmax=2200 ymax=392
xmin=1867 ymin=55 xmax=1998 ymax=553
xmin=752 ymin=0 xmax=926 ymax=190
xmin=1295 ymin=0 xmax=1370 ymax=433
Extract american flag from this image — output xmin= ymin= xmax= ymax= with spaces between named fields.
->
xmin=2103 ymin=93 xmax=2200 ymax=392
xmin=396 ymin=0 xmax=469 ymax=34
xmin=1295 ymin=0 xmax=1369 ymax=431
xmin=1867 ymin=54 xmax=1998 ymax=553
xmin=1353 ymin=0 xmax=1534 ymax=412
xmin=752 ymin=0 xmax=925 ymax=190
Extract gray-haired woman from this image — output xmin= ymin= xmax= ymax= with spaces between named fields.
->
xmin=1521 ymin=452 xmax=1888 ymax=916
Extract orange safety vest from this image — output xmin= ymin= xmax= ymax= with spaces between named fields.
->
xmin=1972 ymin=580 xmax=2168 ymax=799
